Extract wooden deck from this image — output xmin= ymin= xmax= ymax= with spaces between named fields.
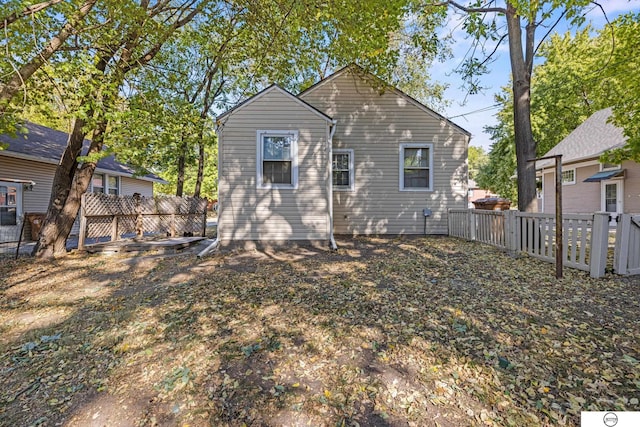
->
xmin=83 ymin=236 xmax=206 ymax=255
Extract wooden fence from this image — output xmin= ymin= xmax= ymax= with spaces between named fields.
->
xmin=79 ymin=193 xmax=208 ymax=250
xmin=448 ymin=209 xmax=611 ymax=278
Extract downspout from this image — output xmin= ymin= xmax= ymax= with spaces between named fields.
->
xmin=328 ymin=119 xmax=338 ymax=250
xmin=197 ymin=121 xmax=223 ymax=258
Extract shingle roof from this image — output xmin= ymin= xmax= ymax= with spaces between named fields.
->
xmin=0 ymin=122 xmax=165 ymax=182
xmin=537 ymin=108 xmax=627 ymax=169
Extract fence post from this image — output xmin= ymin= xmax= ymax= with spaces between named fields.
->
xmin=202 ymin=198 xmax=208 ymax=237
xmin=111 ymin=216 xmax=119 ymax=242
xmin=78 ymin=194 xmax=87 ymax=250
xmin=504 ymin=210 xmax=517 ymax=255
xmin=613 ymin=214 xmax=630 ymax=275
xmin=134 ymin=194 xmax=143 ymax=239
xmin=469 ymin=210 xmax=476 ymax=241
xmin=589 ymin=212 xmax=610 ymax=278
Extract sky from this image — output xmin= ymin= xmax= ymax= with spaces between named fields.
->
xmin=435 ymin=0 xmax=640 ymax=151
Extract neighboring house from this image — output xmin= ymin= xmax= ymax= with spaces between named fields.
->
xmin=0 ymin=122 xmax=165 ymax=242
xmin=215 ymin=64 xmax=470 ymax=247
xmin=467 ymin=179 xmax=496 ymax=208
xmin=537 ymin=108 xmax=639 ymax=225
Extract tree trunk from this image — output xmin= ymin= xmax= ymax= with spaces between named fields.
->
xmin=31 ymin=52 xmax=112 ymax=258
xmin=176 ymin=137 xmax=187 ymax=197
xmin=194 ymin=141 xmax=205 ymax=197
xmin=32 ymin=120 xmax=107 ymax=258
xmin=505 ymin=3 xmax=537 ymax=212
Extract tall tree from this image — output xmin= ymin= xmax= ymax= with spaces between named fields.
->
xmin=426 ymin=0 xmax=592 ymax=211
xmin=112 ymin=0 xmax=447 ymax=198
xmin=32 ymin=0 xmax=208 ymax=258
xmin=478 ymin=13 xmax=640 ymax=198
xmin=468 ymin=146 xmax=488 ymax=181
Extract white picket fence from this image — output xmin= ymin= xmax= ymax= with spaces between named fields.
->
xmin=448 ymin=209 xmax=610 ymax=278
xmin=614 ymin=214 xmax=640 ymax=275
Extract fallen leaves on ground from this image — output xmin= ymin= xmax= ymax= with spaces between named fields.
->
xmin=0 ymin=236 xmax=638 ymax=426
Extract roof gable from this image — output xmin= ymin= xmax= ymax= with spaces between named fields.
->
xmin=216 ymin=84 xmax=334 ymax=123
xmin=538 ymin=108 xmax=627 ymax=169
xmin=298 ymin=63 xmax=471 ymax=137
xmin=0 ymin=122 xmax=164 ymax=182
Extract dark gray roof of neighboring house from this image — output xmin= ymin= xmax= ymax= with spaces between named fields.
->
xmin=537 ymin=108 xmax=627 ymax=169
xmin=0 ymin=122 xmax=165 ymax=183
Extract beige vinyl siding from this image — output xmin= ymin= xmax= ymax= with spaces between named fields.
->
xmin=121 ymin=176 xmax=153 ymax=197
xmin=217 ymin=89 xmax=331 ymax=243
xmin=301 ymin=70 xmax=468 ymax=235
xmin=1 ymin=156 xmax=56 ymax=214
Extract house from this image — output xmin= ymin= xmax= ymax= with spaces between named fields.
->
xmin=0 ymin=122 xmax=165 ymax=243
xmin=467 ymin=179 xmax=496 ymax=208
xmin=537 ymin=108 xmax=639 ymax=224
xmin=215 ymin=65 xmax=470 ymax=248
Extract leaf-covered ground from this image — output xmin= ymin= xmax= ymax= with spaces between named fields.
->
xmin=0 ymin=236 xmax=638 ymax=426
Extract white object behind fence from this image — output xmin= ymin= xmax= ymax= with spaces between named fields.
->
xmin=614 ymin=214 xmax=640 ymax=275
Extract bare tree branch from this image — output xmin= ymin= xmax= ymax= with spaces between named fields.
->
xmin=1 ymin=0 xmax=64 ymax=30
xmin=0 ymin=0 xmax=97 ymax=115
xmin=431 ymin=0 xmax=506 ymax=15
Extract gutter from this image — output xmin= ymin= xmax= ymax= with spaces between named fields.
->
xmin=197 ymin=237 xmax=219 ymax=258
xmin=198 ymin=122 xmax=224 ymax=258
xmin=328 ymin=119 xmax=338 ymax=250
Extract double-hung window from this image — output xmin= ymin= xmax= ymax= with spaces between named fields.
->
xmin=399 ymin=143 xmax=433 ymax=191
xmin=91 ymin=173 xmax=120 ymax=195
xmin=561 ymin=169 xmax=575 ymax=185
xmin=332 ymin=149 xmax=354 ymax=191
xmin=257 ymin=131 xmax=298 ymax=188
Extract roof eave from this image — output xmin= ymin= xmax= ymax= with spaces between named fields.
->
xmin=298 ymin=63 xmax=471 ymax=138
xmin=217 ymin=84 xmax=334 ymax=123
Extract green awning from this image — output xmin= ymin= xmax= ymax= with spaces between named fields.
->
xmin=583 ymin=169 xmax=625 ymax=182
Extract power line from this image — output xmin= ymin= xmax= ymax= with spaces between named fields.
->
xmin=447 ymin=103 xmax=502 ymax=119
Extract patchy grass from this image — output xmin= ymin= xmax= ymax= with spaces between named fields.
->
xmin=0 ymin=236 xmax=638 ymax=426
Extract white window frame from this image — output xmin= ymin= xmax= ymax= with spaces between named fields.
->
xmin=256 ymin=130 xmax=299 ymax=189
xmin=91 ymin=173 xmax=120 ymax=195
xmin=0 ymin=181 xmax=22 ymax=226
xmin=332 ymin=149 xmax=354 ymax=191
xmin=106 ymin=175 xmax=121 ymax=195
xmin=399 ymin=143 xmax=433 ymax=191
xmin=600 ymin=162 xmax=621 ymax=171
xmin=561 ymin=168 xmax=575 ymax=185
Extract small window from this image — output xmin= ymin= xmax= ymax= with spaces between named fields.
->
xmin=107 ymin=176 xmax=120 ymax=195
xmin=92 ymin=174 xmax=105 ymax=193
xmin=561 ymin=169 xmax=575 ymax=185
xmin=257 ymin=131 xmax=298 ymax=189
xmin=601 ymin=162 xmax=621 ymax=171
xmin=332 ymin=149 xmax=354 ymax=191
xmin=400 ymin=143 xmax=433 ymax=191
xmin=91 ymin=173 xmax=120 ymax=195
